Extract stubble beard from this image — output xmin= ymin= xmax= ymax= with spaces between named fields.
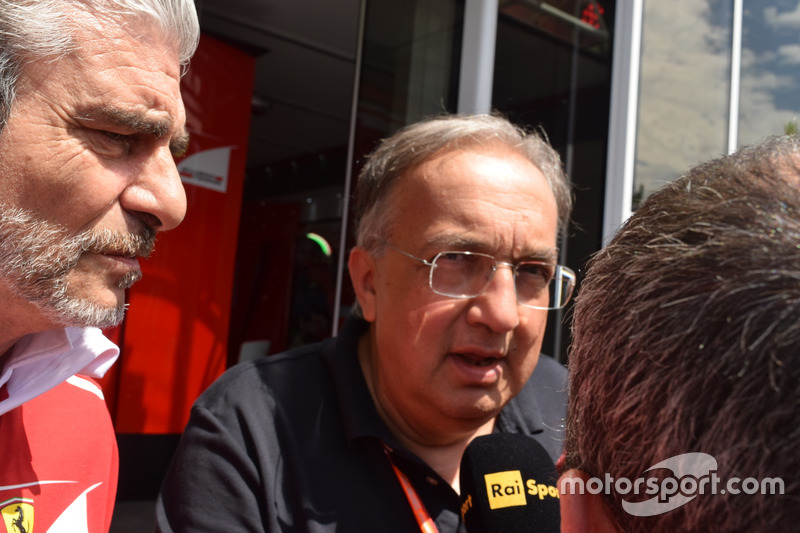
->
xmin=0 ymin=206 xmax=155 ymax=329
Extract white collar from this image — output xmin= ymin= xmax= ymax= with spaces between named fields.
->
xmin=0 ymin=327 xmax=119 ymax=415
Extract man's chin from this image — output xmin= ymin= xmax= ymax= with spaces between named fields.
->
xmin=445 ymin=394 xmax=505 ymax=426
xmin=54 ymin=266 xmax=141 ymax=327
xmin=119 ymin=268 xmax=143 ymax=290
xmin=44 ymin=295 xmax=128 ymax=330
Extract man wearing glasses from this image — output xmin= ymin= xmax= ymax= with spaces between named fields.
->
xmin=156 ymin=114 xmax=574 ymax=532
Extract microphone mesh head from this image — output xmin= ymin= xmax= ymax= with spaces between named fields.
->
xmin=459 ymin=433 xmax=560 ymax=533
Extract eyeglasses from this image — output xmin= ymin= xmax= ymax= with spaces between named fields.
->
xmin=385 ymin=244 xmax=576 ymax=310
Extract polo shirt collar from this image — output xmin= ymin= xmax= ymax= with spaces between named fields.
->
xmin=0 ymin=326 xmax=119 ymax=416
xmin=323 ymin=317 xmax=393 ymax=444
xmin=494 ymin=376 xmax=545 ymax=436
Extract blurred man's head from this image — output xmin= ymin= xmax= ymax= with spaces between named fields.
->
xmin=562 ymin=135 xmax=800 ymax=531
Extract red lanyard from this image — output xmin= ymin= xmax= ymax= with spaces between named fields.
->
xmin=383 ymin=444 xmax=440 ymax=533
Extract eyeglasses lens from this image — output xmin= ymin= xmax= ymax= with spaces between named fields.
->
xmin=429 ymin=252 xmax=572 ymax=310
xmin=430 ymin=252 xmax=490 ymax=298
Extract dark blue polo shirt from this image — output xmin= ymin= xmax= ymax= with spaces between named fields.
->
xmin=155 ymin=317 xmax=567 ymax=532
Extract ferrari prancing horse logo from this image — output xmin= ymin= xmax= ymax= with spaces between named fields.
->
xmin=1 ymin=501 xmax=33 ymax=533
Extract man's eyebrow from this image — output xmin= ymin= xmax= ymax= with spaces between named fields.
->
xmin=80 ymin=106 xmax=190 ymax=156
xmin=91 ymin=107 xmax=171 ymax=136
xmin=423 ymin=234 xmax=559 ymax=261
xmin=170 ymin=130 xmax=190 ymax=158
xmin=423 ymin=234 xmax=483 ymax=253
xmin=525 ymin=248 xmax=559 ymax=263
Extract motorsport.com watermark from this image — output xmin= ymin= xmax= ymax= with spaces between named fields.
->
xmin=560 ymin=453 xmax=785 ymax=517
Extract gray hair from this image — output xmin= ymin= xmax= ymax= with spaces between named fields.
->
xmin=353 ymin=113 xmax=573 ymax=250
xmin=565 ymin=135 xmax=800 ymax=531
xmin=0 ymin=0 xmax=200 ymax=130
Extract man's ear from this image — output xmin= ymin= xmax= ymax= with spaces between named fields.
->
xmin=559 ymin=469 xmax=618 ymax=533
xmin=348 ymin=246 xmax=378 ymax=322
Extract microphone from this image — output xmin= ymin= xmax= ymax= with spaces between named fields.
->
xmin=459 ymin=433 xmax=560 ymax=532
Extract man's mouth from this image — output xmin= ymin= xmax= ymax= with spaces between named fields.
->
xmin=101 ymin=249 xmax=139 ymax=260
xmin=101 ymin=252 xmax=140 ymax=268
xmin=454 ymin=353 xmax=502 ymax=367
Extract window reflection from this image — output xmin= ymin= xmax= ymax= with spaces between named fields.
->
xmin=633 ymin=0 xmax=732 ymax=208
xmin=493 ymin=0 xmax=613 ymax=360
xmin=739 ymin=2 xmax=800 ymax=145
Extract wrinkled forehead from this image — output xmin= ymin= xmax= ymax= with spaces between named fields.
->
xmin=61 ymin=1 xmax=177 ymax=58
xmin=385 ymin=144 xmax=558 ymax=244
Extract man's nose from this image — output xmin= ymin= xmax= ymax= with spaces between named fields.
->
xmin=119 ymin=146 xmax=187 ymax=232
xmin=467 ymin=264 xmax=520 ymax=332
